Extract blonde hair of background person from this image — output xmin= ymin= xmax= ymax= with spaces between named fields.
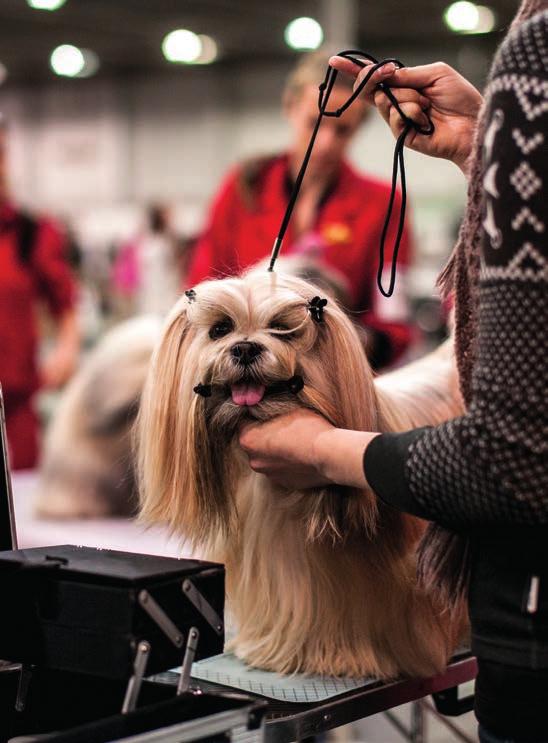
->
xmin=239 ymin=3 xmax=548 ymax=741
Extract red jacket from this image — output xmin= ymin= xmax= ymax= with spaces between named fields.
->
xmin=187 ymin=155 xmax=415 ymax=366
xmin=0 ymin=203 xmax=76 ymax=398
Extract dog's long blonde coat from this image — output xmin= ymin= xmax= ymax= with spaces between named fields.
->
xmin=138 ymin=271 xmax=465 ymax=679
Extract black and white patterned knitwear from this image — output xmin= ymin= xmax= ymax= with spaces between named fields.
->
xmin=364 ymin=10 xmax=548 ymax=528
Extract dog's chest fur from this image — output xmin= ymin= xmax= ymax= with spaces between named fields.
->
xmin=215 ymin=471 xmax=454 ymax=680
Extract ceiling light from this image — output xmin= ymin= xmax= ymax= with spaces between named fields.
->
xmin=444 ymin=2 xmax=480 ymax=32
xmin=162 ymin=29 xmax=203 ymax=64
xmin=444 ymin=2 xmax=496 ymax=33
xmin=284 ymin=17 xmax=323 ymax=51
xmin=77 ymin=49 xmax=100 ymax=78
xmin=27 ymin=0 xmax=67 ymax=10
xmin=50 ymin=44 xmax=85 ymax=77
xmin=196 ymin=34 xmax=218 ymax=65
xmin=474 ymin=6 xmax=496 ymax=33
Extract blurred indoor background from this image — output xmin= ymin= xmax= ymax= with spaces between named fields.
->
xmin=0 ymin=0 xmax=518 ymax=465
xmin=0 ymin=0 xmax=517 ymax=342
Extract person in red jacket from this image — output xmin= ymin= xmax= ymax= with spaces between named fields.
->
xmin=0 ymin=117 xmax=79 ymax=469
xmin=187 ymin=51 xmax=416 ymax=368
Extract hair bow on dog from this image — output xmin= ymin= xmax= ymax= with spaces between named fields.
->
xmin=307 ymin=296 xmax=327 ymax=323
xmin=193 ymin=383 xmax=212 ymax=397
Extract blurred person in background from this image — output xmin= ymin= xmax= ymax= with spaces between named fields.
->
xmin=187 ymin=50 xmax=416 ymax=370
xmin=112 ymin=203 xmax=181 ymax=319
xmin=0 ymin=115 xmax=79 ymax=470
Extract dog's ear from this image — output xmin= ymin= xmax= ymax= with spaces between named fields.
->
xmin=302 ymin=305 xmax=380 ymax=432
xmin=136 ymin=307 xmax=232 ymax=547
xmin=299 ymin=305 xmax=383 ymax=540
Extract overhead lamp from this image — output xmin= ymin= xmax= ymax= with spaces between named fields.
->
xmin=162 ymin=29 xmax=203 ymax=64
xmin=77 ymin=49 xmax=100 ymax=77
xmin=50 ymin=45 xmax=98 ymax=78
xmin=27 ymin=0 xmax=67 ymax=10
xmin=196 ymin=34 xmax=218 ymax=65
xmin=444 ymin=2 xmax=496 ymax=33
xmin=50 ymin=44 xmax=85 ymax=77
xmin=284 ymin=17 xmax=323 ymax=51
xmin=474 ymin=6 xmax=496 ymax=33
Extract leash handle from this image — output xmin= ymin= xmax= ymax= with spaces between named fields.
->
xmin=268 ymin=50 xmax=434 ymax=298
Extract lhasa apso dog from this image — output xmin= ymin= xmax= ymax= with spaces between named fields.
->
xmin=36 ymin=316 xmax=162 ymax=519
xmin=137 ymin=270 xmax=464 ymax=679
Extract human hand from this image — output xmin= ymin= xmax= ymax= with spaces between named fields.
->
xmin=239 ymin=409 xmax=377 ymax=490
xmin=329 ymin=57 xmax=483 ymax=175
xmin=239 ymin=409 xmax=332 ymax=489
xmin=41 ymin=344 xmax=77 ymax=389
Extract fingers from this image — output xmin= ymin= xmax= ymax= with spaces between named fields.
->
xmin=328 ymin=56 xmax=362 ymax=77
xmin=329 ymin=56 xmax=398 ymax=103
xmin=384 ymin=62 xmax=451 ymax=90
xmin=238 ymin=420 xmax=260 ymax=452
xmin=329 ymin=58 xmax=454 ymax=103
xmin=373 ymin=89 xmax=431 ymax=135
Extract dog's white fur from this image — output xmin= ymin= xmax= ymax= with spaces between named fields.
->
xmin=138 ymin=271 xmax=465 ymax=679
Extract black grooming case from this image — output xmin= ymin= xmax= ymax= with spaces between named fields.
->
xmin=0 ymin=544 xmax=225 ymax=678
xmin=0 ymin=666 xmax=266 ymax=743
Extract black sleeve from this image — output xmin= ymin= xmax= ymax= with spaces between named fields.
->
xmin=363 ymin=11 xmax=548 ymax=528
xmin=363 ymin=429 xmax=431 ymax=518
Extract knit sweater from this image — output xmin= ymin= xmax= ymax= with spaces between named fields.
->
xmin=365 ymin=10 xmax=548 ymax=530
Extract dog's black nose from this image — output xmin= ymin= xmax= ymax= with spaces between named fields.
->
xmin=231 ymin=342 xmax=263 ymax=365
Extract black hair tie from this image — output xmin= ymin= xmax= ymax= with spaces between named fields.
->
xmin=193 ymin=383 xmax=212 ymax=397
xmin=308 ymin=296 xmax=328 ymax=322
xmin=268 ymin=51 xmax=434 ymax=299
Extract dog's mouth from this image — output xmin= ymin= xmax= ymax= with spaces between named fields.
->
xmin=230 ymin=381 xmax=266 ymax=407
xmin=194 ymin=375 xmax=304 ymax=406
xmin=230 ymin=375 xmax=304 ymax=406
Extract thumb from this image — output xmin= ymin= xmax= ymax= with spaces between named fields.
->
xmin=238 ymin=419 xmax=260 ymax=449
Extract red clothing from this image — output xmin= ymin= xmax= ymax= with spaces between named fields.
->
xmin=187 ymin=155 xmax=415 ymax=366
xmin=0 ymin=203 xmax=76 ymax=469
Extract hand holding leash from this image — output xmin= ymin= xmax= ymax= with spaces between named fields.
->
xmin=329 ymin=57 xmax=484 ymax=175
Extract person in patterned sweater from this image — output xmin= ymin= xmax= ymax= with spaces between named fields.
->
xmin=238 ymin=2 xmax=548 ymax=740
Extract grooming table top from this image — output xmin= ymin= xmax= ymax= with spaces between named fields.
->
xmin=156 ymin=651 xmax=477 ymax=743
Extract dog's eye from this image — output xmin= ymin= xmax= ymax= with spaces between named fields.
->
xmin=268 ymin=320 xmax=295 ymax=342
xmin=209 ymin=319 xmax=234 ymax=340
xmin=269 ymin=321 xmax=290 ymax=332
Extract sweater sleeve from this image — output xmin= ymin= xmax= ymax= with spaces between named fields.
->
xmin=364 ymin=11 xmax=548 ymax=528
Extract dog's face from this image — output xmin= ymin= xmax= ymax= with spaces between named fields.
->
xmin=137 ymin=270 xmax=383 ymax=545
xmin=181 ymin=272 xmax=337 ymax=434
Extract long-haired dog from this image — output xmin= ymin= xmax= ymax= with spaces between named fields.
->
xmin=137 ymin=271 xmax=465 ymax=679
xmin=36 ymin=316 xmax=162 ymax=519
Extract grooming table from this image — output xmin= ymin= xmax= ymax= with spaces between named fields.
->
xmin=9 ymin=475 xmax=477 ymax=742
xmin=152 ymin=650 xmax=478 ymax=743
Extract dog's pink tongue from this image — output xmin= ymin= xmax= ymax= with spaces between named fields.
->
xmin=231 ymin=383 xmax=266 ymax=406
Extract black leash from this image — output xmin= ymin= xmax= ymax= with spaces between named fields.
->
xmin=267 ymin=51 xmax=434 ymax=298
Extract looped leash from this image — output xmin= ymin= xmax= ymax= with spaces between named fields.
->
xmin=268 ymin=51 xmax=434 ymax=298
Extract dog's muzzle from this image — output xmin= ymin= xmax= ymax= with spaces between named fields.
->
xmin=193 ymin=375 xmax=304 ymax=405
xmin=231 ymin=342 xmax=263 ymax=366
